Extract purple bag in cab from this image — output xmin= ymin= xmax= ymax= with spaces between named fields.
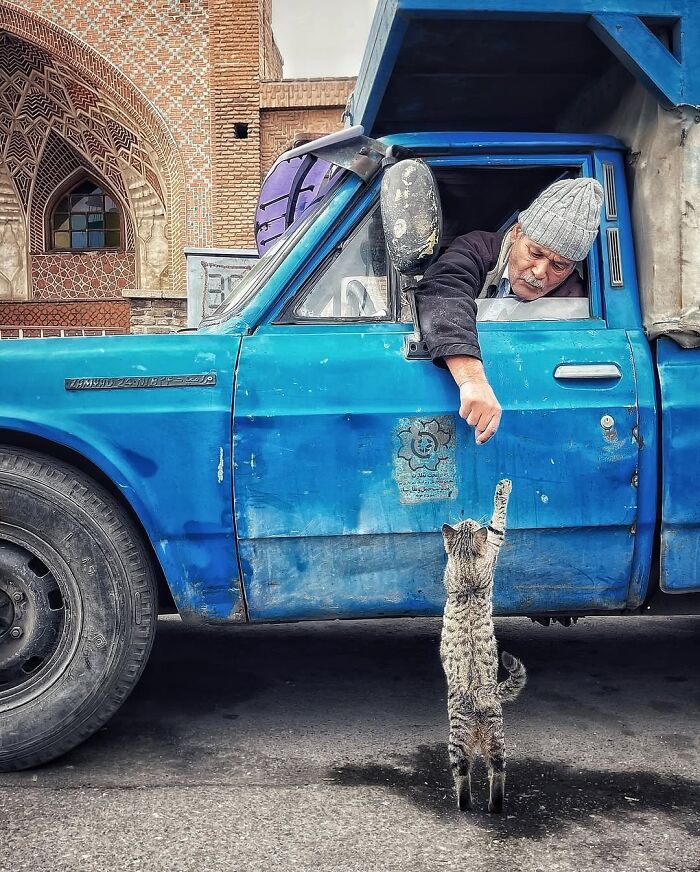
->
xmin=255 ymin=153 xmax=339 ymax=255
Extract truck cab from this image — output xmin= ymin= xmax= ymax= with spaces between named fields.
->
xmin=206 ymin=131 xmax=654 ymax=621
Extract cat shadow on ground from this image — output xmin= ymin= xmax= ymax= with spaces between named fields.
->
xmin=329 ymin=743 xmax=700 ymax=839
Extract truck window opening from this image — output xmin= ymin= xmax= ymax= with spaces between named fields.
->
xmin=399 ymin=164 xmax=593 ymax=324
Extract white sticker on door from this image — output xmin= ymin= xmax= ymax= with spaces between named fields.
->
xmin=394 ymin=415 xmax=457 ymax=504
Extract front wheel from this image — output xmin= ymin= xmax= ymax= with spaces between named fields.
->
xmin=0 ymin=447 xmax=157 ymax=770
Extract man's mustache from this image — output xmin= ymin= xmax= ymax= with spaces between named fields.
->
xmin=519 ymin=273 xmax=545 ymax=290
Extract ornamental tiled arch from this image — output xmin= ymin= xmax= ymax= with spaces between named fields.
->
xmin=0 ymin=3 xmax=186 ymax=298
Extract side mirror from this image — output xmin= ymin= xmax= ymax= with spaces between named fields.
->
xmin=380 ymin=159 xmax=442 ymax=276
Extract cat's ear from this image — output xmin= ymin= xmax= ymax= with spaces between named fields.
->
xmin=441 ymin=523 xmax=457 ymax=547
xmin=473 ymin=526 xmax=489 ymax=554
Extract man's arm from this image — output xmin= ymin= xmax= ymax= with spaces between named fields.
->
xmin=445 ymin=355 xmax=501 ymax=445
xmin=413 ymin=231 xmax=502 ymax=444
xmin=413 ymin=232 xmax=489 ymax=364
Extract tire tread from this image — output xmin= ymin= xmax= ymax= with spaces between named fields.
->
xmin=0 ymin=446 xmax=158 ymax=771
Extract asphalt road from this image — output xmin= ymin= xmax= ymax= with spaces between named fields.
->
xmin=1 ymin=614 xmax=698 ymax=872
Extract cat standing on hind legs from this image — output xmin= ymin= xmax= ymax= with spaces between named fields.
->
xmin=440 ymin=479 xmax=527 ymax=813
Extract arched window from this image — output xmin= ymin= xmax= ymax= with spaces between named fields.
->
xmin=50 ymin=179 xmax=121 ymax=251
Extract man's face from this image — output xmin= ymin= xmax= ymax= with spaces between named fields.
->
xmin=507 ymin=224 xmax=575 ymax=301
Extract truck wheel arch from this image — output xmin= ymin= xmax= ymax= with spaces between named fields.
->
xmin=0 ymin=429 xmax=176 ymax=615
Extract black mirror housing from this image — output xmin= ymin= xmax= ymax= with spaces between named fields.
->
xmin=380 ymin=159 xmax=442 ymax=276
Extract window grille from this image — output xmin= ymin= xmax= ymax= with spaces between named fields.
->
xmin=51 ymin=180 xmax=121 ymax=251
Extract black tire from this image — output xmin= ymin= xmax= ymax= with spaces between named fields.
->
xmin=0 ymin=447 xmax=157 ymax=770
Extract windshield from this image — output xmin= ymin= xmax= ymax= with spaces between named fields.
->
xmin=200 ymin=170 xmax=347 ymax=327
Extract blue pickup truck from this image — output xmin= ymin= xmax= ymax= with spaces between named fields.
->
xmin=1 ymin=0 xmax=699 ymax=770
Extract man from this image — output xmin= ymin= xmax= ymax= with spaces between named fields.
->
xmin=414 ymin=177 xmax=604 ymax=444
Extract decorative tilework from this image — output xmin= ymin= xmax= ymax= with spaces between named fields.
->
xmin=0 ymin=299 xmax=130 ymax=329
xmin=2 ymin=0 xmax=208 ymax=250
xmin=0 ymin=0 xmax=353 ymax=322
xmin=30 ymin=252 xmax=136 ymax=299
xmin=0 ymin=327 xmax=124 ymax=337
xmin=0 ymin=159 xmax=29 ymax=298
xmin=0 ymin=5 xmax=188 ymax=290
xmin=29 ymin=130 xmax=136 ymax=253
xmin=0 ymin=32 xmax=162 ymax=207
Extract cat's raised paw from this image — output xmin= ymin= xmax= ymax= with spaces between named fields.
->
xmin=496 ymin=478 xmax=512 ymax=495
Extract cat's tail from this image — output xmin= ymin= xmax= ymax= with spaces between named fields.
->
xmin=497 ymin=651 xmax=527 ymax=703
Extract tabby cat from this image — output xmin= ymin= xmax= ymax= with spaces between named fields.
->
xmin=440 ymin=479 xmax=526 ymax=813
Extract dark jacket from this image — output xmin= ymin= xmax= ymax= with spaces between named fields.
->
xmin=414 ymin=230 xmax=585 ymax=365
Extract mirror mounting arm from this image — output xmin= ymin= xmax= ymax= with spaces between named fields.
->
xmin=347 ymin=142 xmax=417 ymax=182
xmin=403 ymin=286 xmax=431 ymax=360
xmin=381 ymin=144 xmax=416 ymax=168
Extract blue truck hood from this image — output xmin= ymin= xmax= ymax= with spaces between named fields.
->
xmin=350 ymin=0 xmax=699 ymax=137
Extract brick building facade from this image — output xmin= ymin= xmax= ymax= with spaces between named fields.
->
xmin=0 ymin=0 xmax=354 ymax=335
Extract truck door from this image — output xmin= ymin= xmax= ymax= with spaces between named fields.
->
xmin=233 ymin=187 xmax=641 ymax=621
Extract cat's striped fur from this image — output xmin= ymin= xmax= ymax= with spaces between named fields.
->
xmin=440 ymin=479 xmax=526 ymax=813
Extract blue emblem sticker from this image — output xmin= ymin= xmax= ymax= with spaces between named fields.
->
xmin=394 ymin=415 xmax=457 ymax=504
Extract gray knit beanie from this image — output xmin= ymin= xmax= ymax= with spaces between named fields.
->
xmin=518 ymin=178 xmax=604 ymax=261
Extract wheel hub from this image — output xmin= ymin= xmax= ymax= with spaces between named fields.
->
xmin=0 ymin=588 xmax=15 ymax=640
xmin=0 ymin=543 xmax=65 ymax=692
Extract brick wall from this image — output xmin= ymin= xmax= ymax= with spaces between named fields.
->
xmin=260 ymin=0 xmax=283 ymax=80
xmin=259 ymin=78 xmax=354 ymax=176
xmin=260 ymin=79 xmax=355 ymax=110
xmin=209 ymin=0 xmax=262 ymax=249
xmin=130 ymin=299 xmax=187 ymax=334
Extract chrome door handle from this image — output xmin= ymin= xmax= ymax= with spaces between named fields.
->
xmin=553 ymin=364 xmax=622 ymax=380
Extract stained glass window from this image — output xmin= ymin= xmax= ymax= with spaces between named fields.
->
xmin=51 ymin=180 xmax=121 ymax=251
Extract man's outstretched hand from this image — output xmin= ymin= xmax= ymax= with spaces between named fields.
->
xmin=445 ymin=356 xmax=502 ymax=445
xmin=458 ymin=378 xmax=501 ymax=444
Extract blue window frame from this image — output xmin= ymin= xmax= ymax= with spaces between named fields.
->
xmin=275 ymin=153 xmax=605 ymax=331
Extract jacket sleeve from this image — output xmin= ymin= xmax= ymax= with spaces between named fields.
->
xmin=413 ymin=231 xmax=496 ymax=367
